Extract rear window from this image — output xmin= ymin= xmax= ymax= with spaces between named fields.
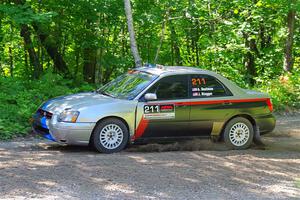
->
xmin=190 ymin=74 xmax=229 ymax=98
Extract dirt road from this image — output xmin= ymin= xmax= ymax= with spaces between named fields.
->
xmin=0 ymin=114 xmax=299 ymax=199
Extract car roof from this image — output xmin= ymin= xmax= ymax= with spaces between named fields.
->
xmin=136 ymin=65 xmax=214 ymax=76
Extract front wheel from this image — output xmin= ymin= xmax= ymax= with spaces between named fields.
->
xmin=92 ymin=118 xmax=129 ymax=153
xmin=223 ymin=117 xmax=254 ymax=150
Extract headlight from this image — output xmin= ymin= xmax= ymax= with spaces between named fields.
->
xmin=58 ymin=110 xmax=79 ymax=123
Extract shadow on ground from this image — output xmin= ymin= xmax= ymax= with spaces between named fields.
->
xmin=35 ymin=138 xmax=268 ymax=154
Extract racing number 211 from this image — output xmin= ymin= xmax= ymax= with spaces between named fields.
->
xmin=192 ymin=78 xmax=206 ymax=86
xmin=144 ymin=105 xmax=160 ymax=113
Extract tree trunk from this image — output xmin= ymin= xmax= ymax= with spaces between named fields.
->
xmin=23 ymin=44 xmax=30 ymax=76
xmin=20 ymin=24 xmax=42 ymax=78
xmin=74 ymin=46 xmax=80 ymax=78
xmin=83 ymin=47 xmax=96 ymax=83
xmin=82 ymin=18 xmax=97 ymax=83
xmin=121 ymin=24 xmax=126 ymax=57
xmin=0 ymin=16 xmax=3 ymax=75
xmin=9 ymin=21 xmax=13 ymax=77
xmin=9 ymin=46 xmax=13 ymax=77
xmin=33 ymin=24 xmax=69 ymax=74
xmin=13 ymin=0 xmax=64 ymax=75
xmin=283 ymin=8 xmax=296 ymax=72
xmin=124 ymin=0 xmax=142 ymax=67
xmin=40 ymin=46 xmax=44 ymax=70
xmin=244 ymin=36 xmax=258 ymax=86
xmin=169 ymin=20 xmax=182 ymax=65
xmin=94 ymin=13 xmax=102 ymax=84
xmin=154 ymin=9 xmax=169 ymax=64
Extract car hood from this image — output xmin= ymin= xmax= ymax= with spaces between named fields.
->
xmin=40 ymin=92 xmax=116 ymax=113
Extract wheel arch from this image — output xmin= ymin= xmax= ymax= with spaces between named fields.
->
xmin=89 ymin=116 xmax=130 ymax=145
xmin=220 ymin=114 xmax=257 ymax=140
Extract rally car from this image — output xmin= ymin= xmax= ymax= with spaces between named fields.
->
xmin=32 ymin=65 xmax=275 ymax=153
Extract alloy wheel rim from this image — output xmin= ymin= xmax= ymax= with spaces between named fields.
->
xmin=99 ymin=124 xmax=123 ymax=149
xmin=229 ymin=122 xmax=250 ymax=146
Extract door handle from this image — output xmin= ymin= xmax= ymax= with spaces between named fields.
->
xmin=177 ymin=105 xmax=188 ymax=108
xmin=222 ymin=101 xmax=232 ymax=105
xmin=176 ymin=102 xmax=189 ymax=107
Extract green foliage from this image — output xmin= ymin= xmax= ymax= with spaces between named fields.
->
xmin=296 ymin=179 xmax=300 ymax=189
xmin=256 ymin=71 xmax=300 ymax=110
xmin=0 ymin=72 xmax=93 ymax=139
xmin=0 ymin=3 xmax=57 ymax=25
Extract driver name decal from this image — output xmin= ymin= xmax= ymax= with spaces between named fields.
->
xmin=144 ymin=104 xmax=175 ymax=119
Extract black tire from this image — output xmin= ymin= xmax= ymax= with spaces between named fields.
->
xmin=223 ymin=117 xmax=254 ymax=150
xmin=92 ymin=118 xmax=129 ymax=153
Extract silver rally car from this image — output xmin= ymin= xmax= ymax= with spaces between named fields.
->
xmin=32 ymin=65 xmax=275 ymax=153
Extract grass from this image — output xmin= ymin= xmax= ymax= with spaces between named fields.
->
xmin=295 ymin=179 xmax=300 ymax=188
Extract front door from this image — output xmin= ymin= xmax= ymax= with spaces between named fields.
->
xmin=135 ymin=75 xmax=190 ymax=139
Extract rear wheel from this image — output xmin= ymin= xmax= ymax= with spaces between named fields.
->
xmin=93 ymin=118 xmax=129 ymax=153
xmin=223 ymin=117 xmax=254 ymax=150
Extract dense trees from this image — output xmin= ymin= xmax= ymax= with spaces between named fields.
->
xmin=0 ymin=0 xmax=299 ymax=85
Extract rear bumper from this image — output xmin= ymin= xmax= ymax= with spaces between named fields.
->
xmin=32 ymin=113 xmax=95 ymax=145
xmin=255 ymin=113 xmax=276 ymax=135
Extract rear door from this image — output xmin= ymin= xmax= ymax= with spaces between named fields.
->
xmin=135 ymin=75 xmax=191 ymax=139
xmin=189 ymin=74 xmax=233 ymax=136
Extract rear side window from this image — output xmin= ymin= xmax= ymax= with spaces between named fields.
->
xmin=190 ymin=74 xmax=229 ymax=98
xmin=147 ymin=75 xmax=188 ymax=100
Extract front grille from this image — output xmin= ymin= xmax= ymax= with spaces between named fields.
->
xmin=37 ymin=109 xmax=53 ymax=119
xmin=32 ymin=123 xmax=49 ymax=135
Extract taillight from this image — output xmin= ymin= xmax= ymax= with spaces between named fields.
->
xmin=266 ymin=98 xmax=273 ymax=112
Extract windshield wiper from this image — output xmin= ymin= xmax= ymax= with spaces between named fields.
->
xmin=96 ymin=90 xmax=115 ymax=98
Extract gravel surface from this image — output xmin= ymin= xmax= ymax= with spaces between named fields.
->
xmin=0 ymin=114 xmax=300 ymax=200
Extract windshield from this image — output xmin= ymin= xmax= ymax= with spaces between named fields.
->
xmin=98 ymin=71 xmax=157 ymax=99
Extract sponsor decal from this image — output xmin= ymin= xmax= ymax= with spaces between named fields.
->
xmin=133 ymin=116 xmax=149 ymax=140
xmin=192 ymin=92 xmax=201 ymax=97
xmin=192 ymin=87 xmax=214 ymax=92
xmin=192 ymin=90 xmax=214 ymax=97
xmin=143 ymin=104 xmax=175 ymax=119
xmin=200 ymin=92 xmax=213 ymax=97
xmin=192 ymin=87 xmax=214 ymax=96
xmin=201 ymin=87 xmax=213 ymax=91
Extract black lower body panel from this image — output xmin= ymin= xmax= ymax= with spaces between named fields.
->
xmin=255 ymin=114 xmax=276 ymax=135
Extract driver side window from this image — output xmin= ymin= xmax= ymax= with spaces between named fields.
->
xmin=146 ymin=75 xmax=188 ymax=100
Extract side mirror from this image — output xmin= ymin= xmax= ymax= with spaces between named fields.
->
xmin=144 ymin=93 xmax=157 ymax=101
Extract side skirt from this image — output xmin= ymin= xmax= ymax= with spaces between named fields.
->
xmin=133 ymin=135 xmax=211 ymax=144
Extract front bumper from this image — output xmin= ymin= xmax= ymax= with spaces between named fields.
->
xmin=32 ymin=111 xmax=96 ymax=145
